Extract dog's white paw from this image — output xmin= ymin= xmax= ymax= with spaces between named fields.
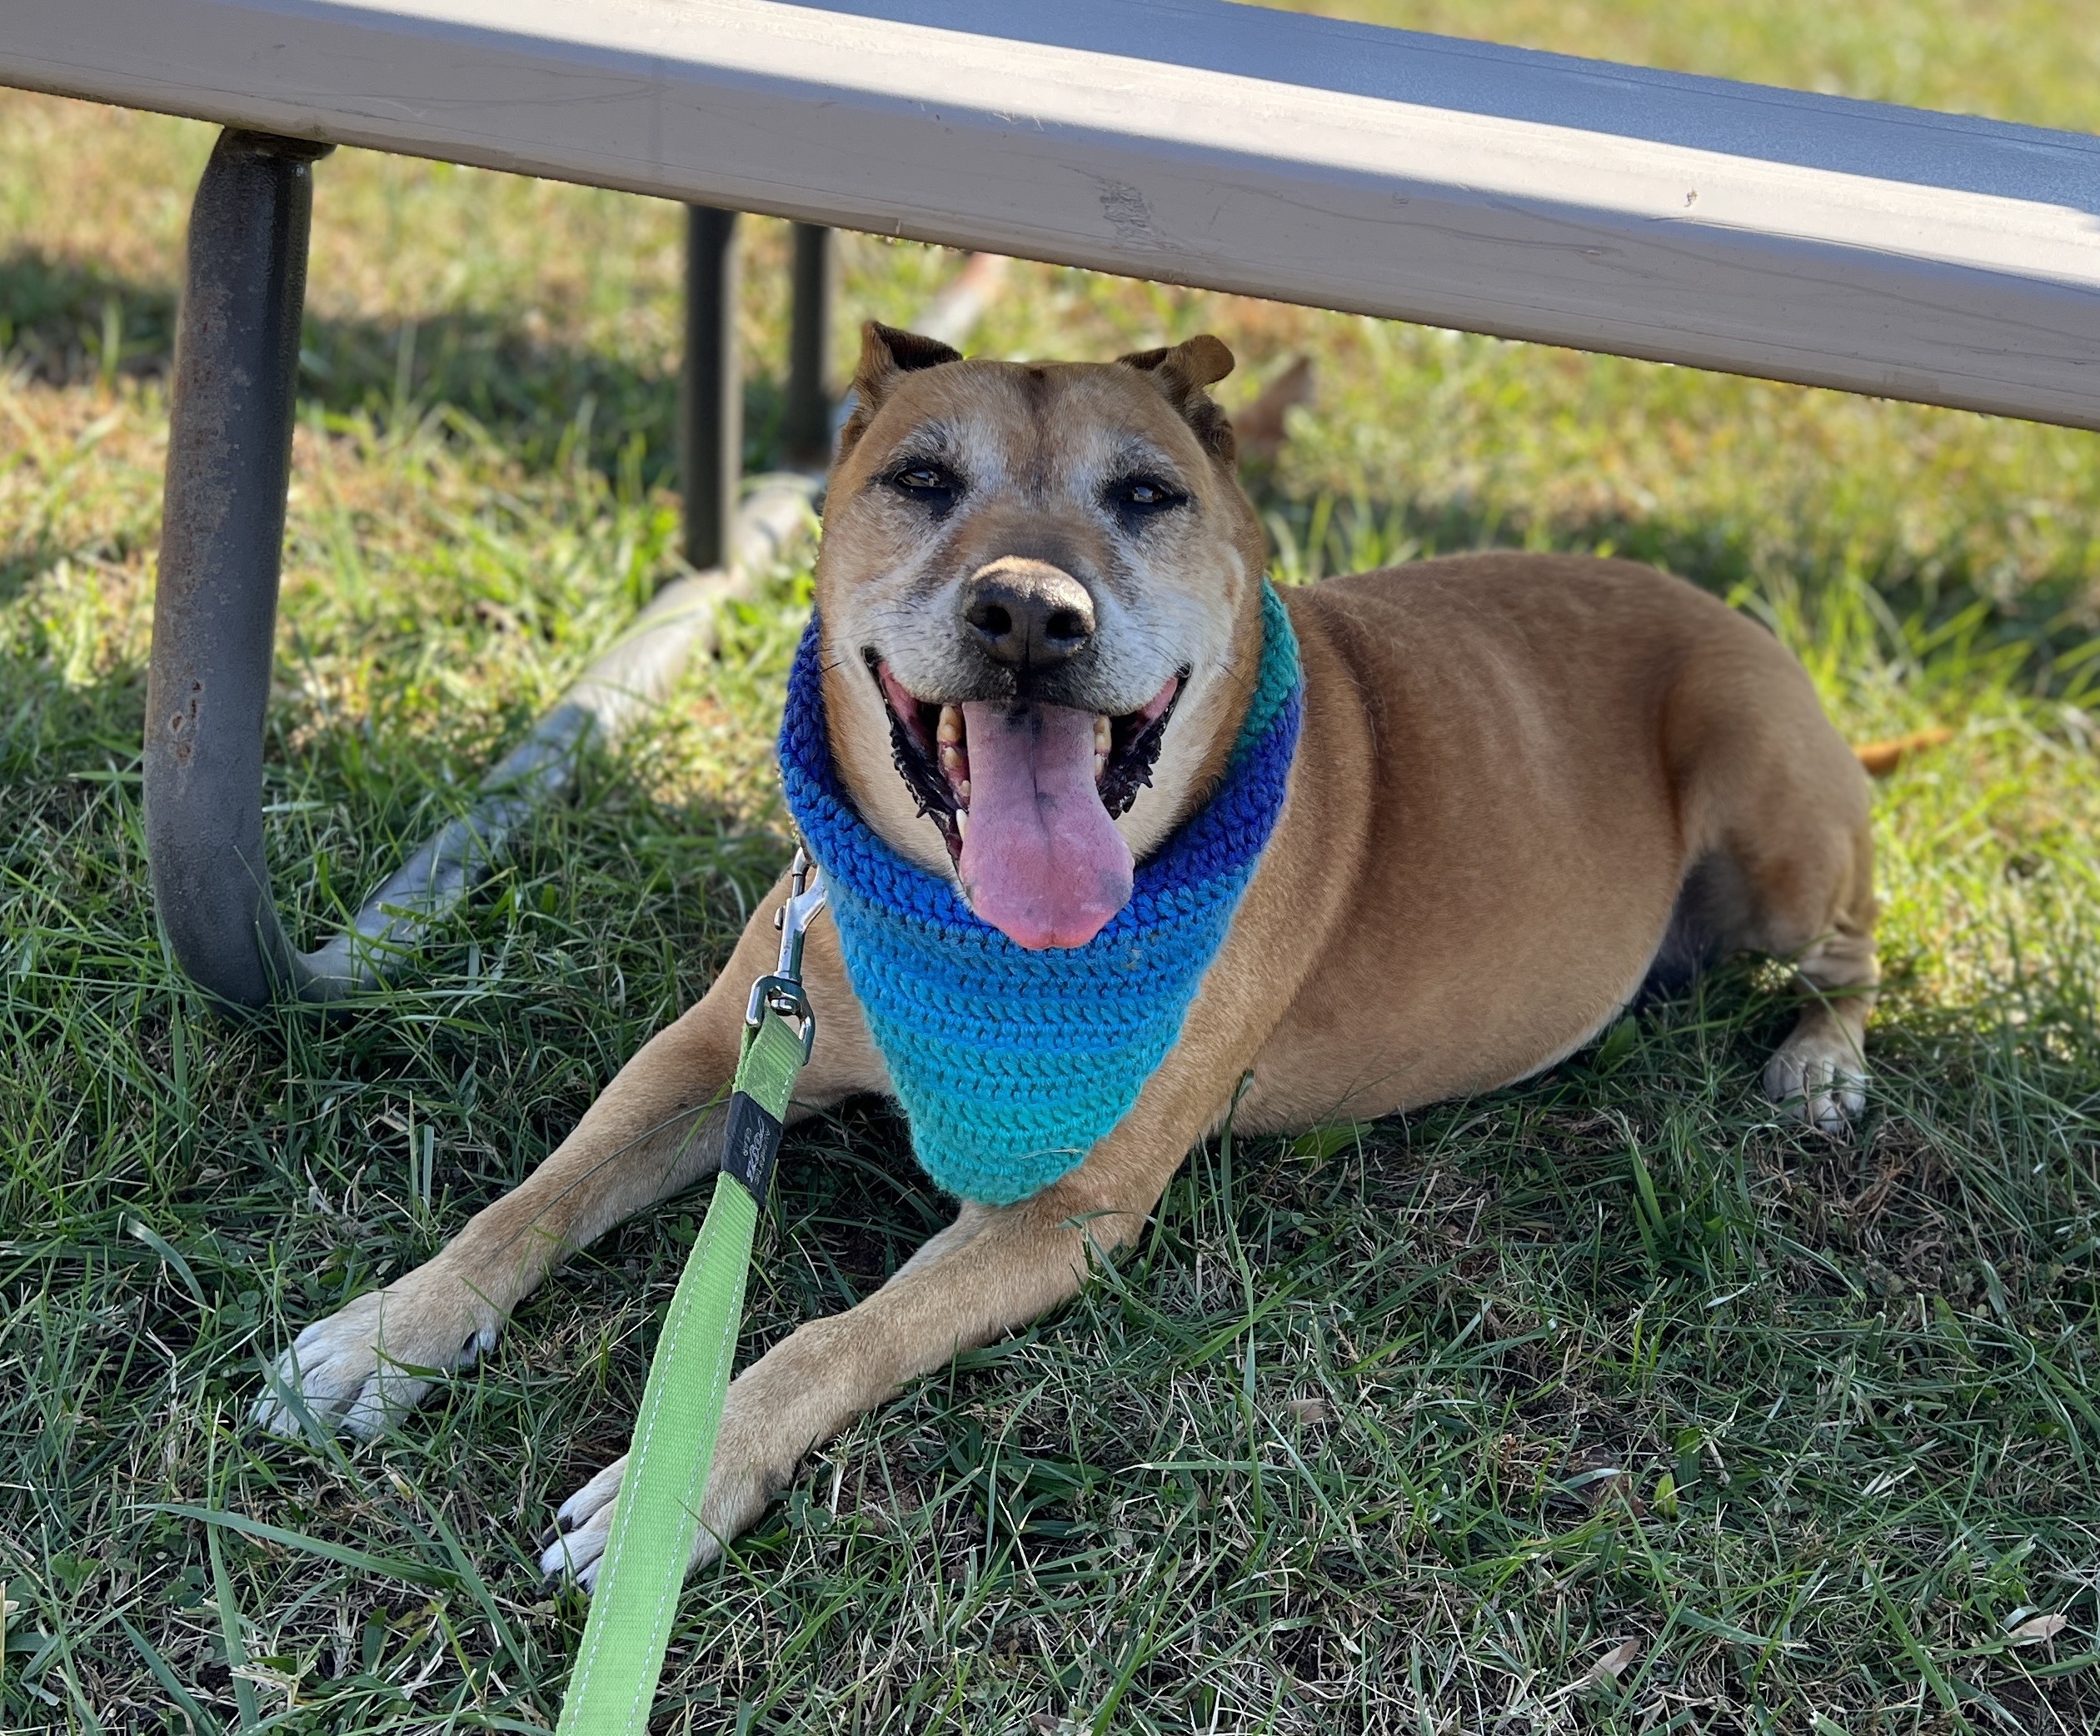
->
xmin=538 ymin=1454 xmax=735 ymax=1592
xmin=1762 ymin=1031 xmax=1868 ymax=1134
xmin=538 ymin=1384 xmax=796 ymax=1592
xmin=255 ymin=1268 xmax=498 ymax=1441
xmin=539 ymin=1457 xmax=628 ymax=1590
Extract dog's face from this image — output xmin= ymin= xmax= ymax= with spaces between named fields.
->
xmin=815 ymin=324 xmax=1269 ymax=951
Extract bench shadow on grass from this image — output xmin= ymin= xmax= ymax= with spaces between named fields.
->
xmin=0 ymin=247 xmax=800 ymax=491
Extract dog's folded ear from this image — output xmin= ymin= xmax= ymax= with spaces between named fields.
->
xmin=839 ymin=322 xmax=965 ymax=456
xmin=1117 ymin=334 xmax=1238 ymax=463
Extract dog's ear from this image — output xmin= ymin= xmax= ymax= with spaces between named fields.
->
xmin=1117 ymin=333 xmax=1237 ymax=462
xmin=839 ymin=322 xmax=964 ymax=454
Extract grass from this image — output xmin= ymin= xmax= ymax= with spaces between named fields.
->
xmin=3 ymin=1 xmax=2099 ymax=1727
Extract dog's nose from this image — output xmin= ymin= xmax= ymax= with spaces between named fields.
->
xmin=960 ymin=561 xmax=1096 ymax=670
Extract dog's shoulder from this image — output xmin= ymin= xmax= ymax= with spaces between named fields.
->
xmin=1291 ymin=552 xmax=1758 ymax=668
xmin=1309 ymin=549 xmax=1713 ymax=612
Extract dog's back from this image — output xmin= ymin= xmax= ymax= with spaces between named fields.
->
xmin=1235 ymin=553 xmax=1872 ymax=1130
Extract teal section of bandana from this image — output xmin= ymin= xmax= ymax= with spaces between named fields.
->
xmin=780 ymin=584 xmax=1302 ymax=1205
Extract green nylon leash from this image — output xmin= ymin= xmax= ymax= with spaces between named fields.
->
xmin=555 ymin=853 xmax=826 ymax=1735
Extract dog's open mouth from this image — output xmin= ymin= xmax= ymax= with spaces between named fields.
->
xmin=868 ymin=656 xmax=1182 ymax=950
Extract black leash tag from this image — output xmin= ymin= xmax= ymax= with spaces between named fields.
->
xmin=719 ymin=1091 xmax=784 ymax=1208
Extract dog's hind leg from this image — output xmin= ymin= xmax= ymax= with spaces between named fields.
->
xmin=1752 ymin=816 xmax=1879 ymax=1133
xmin=256 ymin=870 xmax=885 ymax=1440
xmin=1661 ymin=620 xmax=1881 ymax=1133
xmin=1691 ymin=791 xmax=1878 ymax=1132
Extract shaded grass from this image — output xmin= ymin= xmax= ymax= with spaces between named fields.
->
xmin=4 ymin=4 xmax=2100 ymax=1726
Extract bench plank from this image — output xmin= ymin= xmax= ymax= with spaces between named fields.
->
xmin=7 ymin=0 xmax=2100 ymax=424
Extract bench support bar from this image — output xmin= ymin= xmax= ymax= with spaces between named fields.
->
xmin=784 ymin=222 xmax=835 ymax=468
xmin=142 ymin=139 xmax=839 ymax=1009
xmin=681 ymin=206 xmax=741 ymax=571
xmin=146 ymin=128 xmax=330 ymax=1009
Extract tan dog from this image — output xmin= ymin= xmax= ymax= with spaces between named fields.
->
xmin=259 ymin=327 xmax=1877 ymax=1584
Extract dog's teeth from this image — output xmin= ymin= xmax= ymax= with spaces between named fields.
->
xmin=939 ymin=742 xmax=971 ymax=811
xmin=954 ymin=806 xmax=969 ymax=841
xmin=937 ymin=706 xmax=964 ymax=746
xmin=1094 ymin=715 xmax=1111 ymax=752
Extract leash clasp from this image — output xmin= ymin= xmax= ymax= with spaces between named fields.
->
xmin=746 ymin=847 xmax=826 ymax=1060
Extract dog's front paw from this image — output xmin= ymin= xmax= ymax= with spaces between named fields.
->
xmin=1762 ymin=1031 xmax=1868 ymax=1134
xmin=537 ymin=1456 xmax=636 ymax=1590
xmin=254 ymin=1264 xmax=499 ymax=1441
xmin=537 ymin=1403 xmax=785 ymax=1591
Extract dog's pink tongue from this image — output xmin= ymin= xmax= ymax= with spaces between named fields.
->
xmin=958 ymin=700 xmax=1132 ymax=950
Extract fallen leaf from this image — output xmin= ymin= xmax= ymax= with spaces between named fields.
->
xmin=1584 ymin=1639 xmax=1641 ymax=1688
xmin=2009 ymin=1613 xmax=2068 ymax=1644
xmin=1853 ymin=726 xmax=1952 ymax=777
xmin=1287 ymin=1396 xmax=1330 ymax=1424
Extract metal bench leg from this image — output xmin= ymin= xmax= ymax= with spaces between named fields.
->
xmin=783 ymin=222 xmax=836 ymax=468
xmin=682 ymin=206 xmax=741 ymax=571
xmin=144 ymin=178 xmax=784 ymax=1010
xmin=145 ymin=128 xmax=331 ymax=1010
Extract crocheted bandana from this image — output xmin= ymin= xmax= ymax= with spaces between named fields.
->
xmin=779 ymin=582 xmax=1302 ymax=1205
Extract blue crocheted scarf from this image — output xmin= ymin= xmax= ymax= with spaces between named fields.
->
xmin=778 ymin=582 xmax=1302 ymax=1205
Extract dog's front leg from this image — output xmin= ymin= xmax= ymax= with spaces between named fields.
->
xmin=257 ymin=874 xmax=881 ymax=1440
xmin=540 ymin=781 xmax=1339 ymax=1586
xmin=541 ymin=1042 xmax=1255 ymax=1586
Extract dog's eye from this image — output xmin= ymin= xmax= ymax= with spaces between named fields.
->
xmin=1106 ymin=474 xmax=1187 ymax=521
xmin=886 ymin=461 xmax=962 ymax=514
